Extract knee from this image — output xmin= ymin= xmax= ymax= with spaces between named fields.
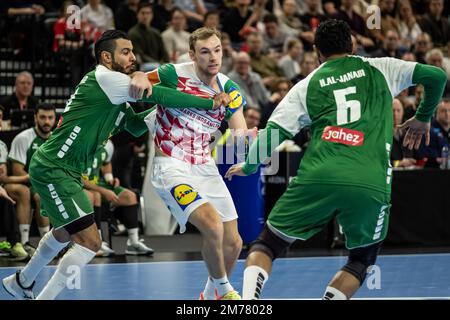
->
xmin=248 ymin=224 xmax=291 ymax=260
xmin=342 ymin=242 xmax=382 ymax=285
xmin=196 ymin=212 xmax=224 ymax=240
xmin=80 ymin=236 xmax=102 ymax=252
xmin=225 ymin=234 xmax=243 ymax=255
xmin=121 ymin=189 xmax=137 ymax=205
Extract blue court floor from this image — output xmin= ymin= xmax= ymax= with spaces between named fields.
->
xmin=1 ymin=253 xmax=449 ymax=300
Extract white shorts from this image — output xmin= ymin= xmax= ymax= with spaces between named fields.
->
xmin=151 ymin=156 xmax=238 ymax=233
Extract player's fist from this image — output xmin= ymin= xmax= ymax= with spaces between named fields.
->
xmin=224 ymin=163 xmax=247 ymax=181
xmin=213 ymin=92 xmax=232 ymax=109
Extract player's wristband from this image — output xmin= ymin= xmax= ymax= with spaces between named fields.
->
xmin=104 ymin=173 xmax=114 ymax=183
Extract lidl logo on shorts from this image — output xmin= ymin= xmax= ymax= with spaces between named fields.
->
xmin=228 ymin=88 xmax=245 ymax=112
xmin=322 ymin=126 xmax=364 ymax=146
xmin=171 ymin=184 xmax=201 ymax=210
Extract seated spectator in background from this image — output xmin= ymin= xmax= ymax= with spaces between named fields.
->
xmin=332 ymin=0 xmax=375 ymax=50
xmin=53 ymin=0 xmax=86 ymax=87
xmin=276 ymin=0 xmax=311 ymax=44
xmin=81 ymin=0 xmax=115 ymax=43
xmin=278 ymin=38 xmax=303 ymax=80
xmin=391 ymin=98 xmax=416 ymax=168
xmin=128 ymin=2 xmax=169 ymax=71
xmin=299 ymin=0 xmax=327 ymax=32
xmin=221 ymin=0 xmax=259 ymax=45
xmin=260 ymin=77 xmax=292 ymax=128
xmin=247 ymin=33 xmax=284 ymax=87
xmin=262 ymin=13 xmax=290 ymax=57
xmin=404 ymin=84 xmax=424 ymax=120
xmin=431 ymin=98 xmax=450 ymax=146
xmin=228 ymin=51 xmax=271 ymax=110
xmin=369 ymin=0 xmax=400 ymax=45
xmin=291 ymin=51 xmax=319 ymax=84
xmin=115 ymin=0 xmax=139 ymax=32
xmin=221 ymin=32 xmax=237 ymax=75
xmin=413 ymin=32 xmax=433 ymax=64
xmin=371 ymin=30 xmax=405 ymax=58
xmin=162 ymin=8 xmax=191 ymax=62
xmin=7 ymin=103 xmax=55 ymax=256
xmin=152 ymin=0 xmax=175 ymax=32
xmin=425 ymin=48 xmax=450 ymax=96
xmin=1 ymin=71 xmax=38 ymax=121
xmin=203 ymin=10 xmax=221 ymax=30
xmin=397 ymin=0 xmax=422 ymax=50
xmin=173 ymin=0 xmax=207 ymax=30
xmin=243 ymin=106 xmax=262 ymax=129
xmin=418 ymin=0 xmax=449 ymax=48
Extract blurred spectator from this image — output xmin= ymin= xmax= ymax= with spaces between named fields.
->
xmin=1 ymin=72 xmax=38 ymax=121
xmin=203 ymin=10 xmax=220 ymax=29
xmin=278 ymin=38 xmax=303 ymax=80
xmin=247 ymin=32 xmax=284 ymax=87
xmin=152 ymin=0 xmax=175 ymax=32
xmin=221 ymin=0 xmax=259 ymax=45
xmin=81 ymin=0 xmax=115 ymax=43
xmin=391 ymin=98 xmax=415 ymax=167
xmin=291 ymin=51 xmax=319 ymax=84
xmin=173 ymin=0 xmax=207 ymax=30
xmin=128 ymin=2 xmax=169 ymax=70
xmin=53 ymin=0 xmax=86 ymax=87
xmin=115 ymin=0 xmax=139 ymax=32
xmin=404 ymin=84 xmax=424 ymax=120
xmin=262 ymin=13 xmax=289 ymax=56
xmin=413 ymin=32 xmax=433 ymax=64
xmin=323 ymin=0 xmax=339 ymax=15
xmin=332 ymin=0 xmax=375 ymax=50
xmin=418 ymin=0 xmax=450 ymax=48
xmin=299 ymin=0 xmax=327 ymax=32
xmin=221 ymin=32 xmax=237 ymax=74
xmin=371 ymin=29 xmax=405 ymax=58
xmin=260 ymin=77 xmax=291 ymax=128
xmin=275 ymin=0 xmax=307 ymax=39
xmin=397 ymin=0 xmax=422 ymax=50
xmin=243 ymin=106 xmax=262 ymax=129
xmin=369 ymin=0 xmax=400 ymax=44
xmin=228 ymin=51 xmax=271 ymax=109
xmin=162 ymin=7 xmax=191 ymax=62
xmin=431 ymin=98 xmax=450 ymax=146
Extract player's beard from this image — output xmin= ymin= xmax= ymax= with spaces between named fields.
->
xmin=37 ymin=123 xmax=52 ymax=134
xmin=112 ymin=58 xmax=137 ymax=75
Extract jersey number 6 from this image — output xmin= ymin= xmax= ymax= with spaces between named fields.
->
xmin=334 ymin=86 xmax=361 ymax=125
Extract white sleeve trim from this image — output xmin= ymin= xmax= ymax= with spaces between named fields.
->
xmin=8 ymin=129 xmax=34 ymax=165
xmin=358 ymin=56 xmax=417 ymax=98
xmin=96 ymin=65 xmax=136 ymax=105
xmin=105 ymin=140 xmax=115 ymax=163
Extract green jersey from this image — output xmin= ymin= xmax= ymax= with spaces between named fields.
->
xmin=36 ymin=64 xmax=215 ymax=175
xmin=9 ymin=128 xmax=48 ymax=171
xmin=268 ymin=56 xmax=418 ymax=193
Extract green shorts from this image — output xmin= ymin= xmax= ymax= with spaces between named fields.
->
xmin=97 ymin=181 xmax=125 ymax=204
xmin=268 ymin=178 xmax=390 ymax=249
xmin=29 ymin=152 xmax=93 ymax=229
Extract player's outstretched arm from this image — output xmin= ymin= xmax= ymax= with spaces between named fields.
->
xmin=225 ymin=122 xmax=292 ymax=180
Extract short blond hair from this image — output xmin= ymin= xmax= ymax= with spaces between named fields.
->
xmin=189 ymin=27 xmax=222 ymax=51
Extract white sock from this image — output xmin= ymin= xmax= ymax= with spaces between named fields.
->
xmin=212 ymin=276 xmax=234 ymax=297
xmin=242 ymin=265 xmax=269 ymax=300
xmin=19 ymin=224 xmax=30 ymax=244
xmin=322 ymin=286 xmax=348 ymax=300
xmin=36 ymin=243 xmax=96 ymax=300
xmin=127 ymin=228 xmax=139 ymax=245
xmin=203 ymin=277 xmax=216 ymax=300
xmin=38 ymin=226 xmax=50 ymax=237
xmin=20 ymin=231 xmax=69 ymax=287
xmin=98 ymin=229 xmax=103 ymax=241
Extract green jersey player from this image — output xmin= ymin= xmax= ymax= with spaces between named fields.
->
xmin=226 ymin=20 xmax=448 ymax=300
xmin=2 ymin=30 xmax=229 ymax=300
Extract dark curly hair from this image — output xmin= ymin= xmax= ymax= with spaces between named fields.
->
xmin=94 ymin=30 xmax=130 ymax=63
xmin=314 ymin=19 xmax=353 ymax=58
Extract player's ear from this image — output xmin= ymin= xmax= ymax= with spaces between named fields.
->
xmin=101 ymin=51 xmax=112 ymax=65
xmin=189 ymin=50 xmax=196 ymax=62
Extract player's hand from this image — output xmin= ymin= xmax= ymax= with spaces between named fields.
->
xmin=110 ymin=177 xmax=120 ymax=188
xmin=213 ymin=92 xmax=232 ymax=109
xmin=397 ymin=116 xmax=430 ymax=150
xmin=102 ymin=189 xmax=120 ymax=205
xmin=0 ymin=187 xmax=15 ymax=204
xmin=224 ymin=163 xmax=247 ymax=181
xmin=130 ymin=72 xmax=152 ymax=99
